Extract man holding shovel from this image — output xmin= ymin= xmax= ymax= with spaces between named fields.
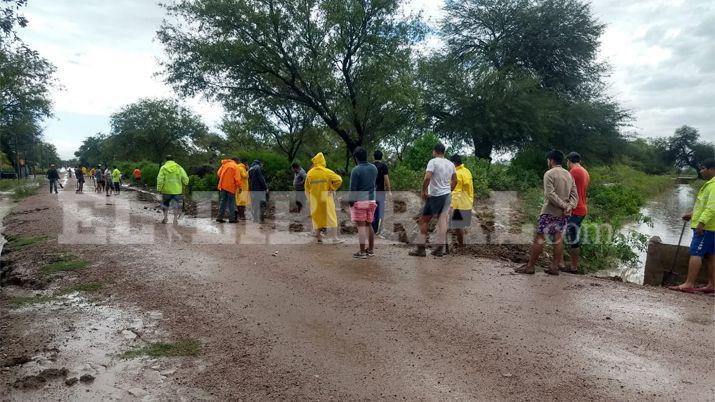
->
xmin=669 ymin=158 xmax=715 ymax=294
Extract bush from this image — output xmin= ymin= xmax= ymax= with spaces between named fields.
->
xmin=390 ymin=163 xmax=424 ymax=191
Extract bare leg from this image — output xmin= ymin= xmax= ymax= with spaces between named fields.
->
xmin=527 ymin=233 xmax=546 ymax=268
xmin=316 ymin=228 xmax=322 ymax=243
xmin=570 ymin=247 xmax=581 ymax=271
xmin=436 ymin=212 xmax=448 ymax=246
xmin=676 ymin=256 xmax=703 ymax=289
xmin=455 ymin=229 xmax=464 ymax=246
xmin=415 ymin=216 xmax=430 ymax=245
xmin=707 ymin=255 xmax=715 ymax=289
xmin=368 ymin=223 xmax=375 ymax=251
xmin=357 ymin=221 xmax=367 ymax=252
xmin=550 ymin=232 xmax=564 ymax=273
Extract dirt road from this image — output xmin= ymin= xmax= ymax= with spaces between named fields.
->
xmin=1 ymin=178 xmax=714 ymax=401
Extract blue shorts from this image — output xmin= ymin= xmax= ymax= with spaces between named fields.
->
xmin=162 ymin=194 xmax=182 ymax=209
xmin=688 ymin=230 xmax=715 ymax=257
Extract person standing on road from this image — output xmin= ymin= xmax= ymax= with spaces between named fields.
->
xmin=47 ymin=164 xmax=60 ymax=194
xmin=89 ymin=167 xmax=95 ymax=188
xmin=292 ymin=162 xmax=307 ymax=214
xmin=669 ymin=158 xmax=715 ymax=294
xmin=94 ymin=165 xmax=104 ymax=193
xmin=133 ymin=167 xmax=142 ymax=185
xmin=409 ymin=143 xmax=457 ymax=257
xmin=157 ymin=155 xmax=190 ymax=225
xmin=449 ymin=154 xmax=474 ymax=247
xmin=305 ymin=152 xmax=344 ymax=244
xmin=111 ymin=166 xmax=122 ymax=195
xmin=372 ymin=151 xmax=392 ymax=236
xmin=235 ymin=159 xmax=250 ymax=221
xmin=216 ymin=157 xmax=241 ymax=223
xmin=349 ymin=147 xmax=378 ymax=258
xmin=75 ymin=166 xmax=85 ymax=193
xmin=248 ymin=160 xmax=268 ymax=224
xmin=104 ymin=166 xmax=113 ymax=196
xmin=559 ymin=152 xmax=590 ymax=273
xmin=515 ymin=150 xmax=578 ymax=276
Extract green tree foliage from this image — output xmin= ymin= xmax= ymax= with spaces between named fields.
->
xmin=108 ymin=98 xmax=209 ymax=163
xmin=157 ymin=0 xmax=424 ymax=154
xmin=427 ymin=0 xmax=627 ymax=161
xmin=667 ymin=125 xmax=714 ymax=177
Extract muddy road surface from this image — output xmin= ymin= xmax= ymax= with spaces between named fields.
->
xmin=1 ymin=179 xmax=714 ymax=401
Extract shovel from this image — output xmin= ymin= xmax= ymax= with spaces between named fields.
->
xmin=662 ymin=221 xmax=688 ymax=286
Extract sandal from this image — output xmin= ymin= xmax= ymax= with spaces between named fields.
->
xmin=667 ymin=285 xmax=700 ymax=294
xmin=514 ymin=264 xmax=535 ymax=275
xmin=545 ymin=267 xmax=560 ymax=276
xmin=696 ymin=287 xmax=715 ymax=294
xmin=559 ymin=266 xmax=579 ymax=274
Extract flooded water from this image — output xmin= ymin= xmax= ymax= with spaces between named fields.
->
xmin=0 ymin=195 xmax=15 ymax=254
xmin=607 ymin=184 xmax=697 ymax=284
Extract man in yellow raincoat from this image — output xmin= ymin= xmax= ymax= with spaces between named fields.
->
xmin=235 ymin=158 xmax=250 ymax=221
xmin=305 ymin=152 xmax=344 ymax=243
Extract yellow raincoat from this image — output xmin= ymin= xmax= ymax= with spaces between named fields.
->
xmin=305 ymin=153 xmax=342 ymax=229
xmin=236 ymin=162 xmax=250 ymax=206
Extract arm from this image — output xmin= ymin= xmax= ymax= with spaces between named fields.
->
xmin=567 ymin=178 xmax=579 ymax=212
xmin=421 ymin=172 xmax=432 ymax=200
xmin=384 ymin=175 xmax=392 ymax=194
xmin=349 ymin=169 xmax=358 ymax=203
xmin=450 ymin=173 xmax=458 ymax=191
xmin=180 ymin=167 xmax=189 ymax=195
xmin=330 ymin=172 xmax=343 ymax=191
xmin=156 ymin=167 xmax=165 ymax=193
xmin=544 ymin=173 xmax=568 ymax=211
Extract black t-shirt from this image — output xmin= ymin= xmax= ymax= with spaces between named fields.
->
xmin=373 ymin=161 xmax=388 ymax=191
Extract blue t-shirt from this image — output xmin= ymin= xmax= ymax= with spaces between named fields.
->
xmin=349 ymin=162 xmax=378 ymax=201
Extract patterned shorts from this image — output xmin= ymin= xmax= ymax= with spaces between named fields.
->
xmin=537 ymin=214 xmax=568 ymax=236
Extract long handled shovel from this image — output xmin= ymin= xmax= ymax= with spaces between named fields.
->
xmin=662 ymin=221 xmax=688 ymax=286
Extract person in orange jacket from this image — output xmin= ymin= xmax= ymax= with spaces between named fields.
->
xmin=216 ymin=158 xmax=242 ymax=223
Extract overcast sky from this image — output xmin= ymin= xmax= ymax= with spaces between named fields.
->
xmin=19 ymin=0 xmax=715 ymax=159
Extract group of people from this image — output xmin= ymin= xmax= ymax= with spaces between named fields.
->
xmin=49 ymin=147 xmax=715 ymax=292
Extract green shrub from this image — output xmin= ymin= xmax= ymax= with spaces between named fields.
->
xmin=390 ymin=164 xmax=424 ymax=191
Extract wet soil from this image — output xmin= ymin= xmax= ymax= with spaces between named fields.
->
xmin=1 ymin=178 xmax=713 ymax=400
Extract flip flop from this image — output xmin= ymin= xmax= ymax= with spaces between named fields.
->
xmin=558 ymin=266 xmax=579 ymax=274
xmin=667 ymin=285 xmax=700 ymax=294
xmin=514 ymin=264 xmax=535 ymax=275
xmin=696 ymin=288 xmax=715 ymax=294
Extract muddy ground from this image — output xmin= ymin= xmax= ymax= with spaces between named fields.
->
xmin=1 ymin=178 xmax=713 ymax=401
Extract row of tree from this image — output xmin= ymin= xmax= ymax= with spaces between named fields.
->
xmin=0 ymin=0 xmax=60 ymax=176
xmin=72 ymin=0 xmax=711 ymax=178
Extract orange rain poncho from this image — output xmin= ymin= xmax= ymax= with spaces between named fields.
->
xmin=305 ymin=153 xmax=342 ymax=230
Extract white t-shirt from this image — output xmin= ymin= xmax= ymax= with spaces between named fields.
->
xmin=426 ymin=157 xmax=456 ymax=197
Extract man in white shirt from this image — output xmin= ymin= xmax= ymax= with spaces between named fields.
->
xmin=409 ymin=143 xmax=457 ymax=257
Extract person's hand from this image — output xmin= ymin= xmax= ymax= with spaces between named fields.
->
xmin=682 ymin=213 xmax=692 ymax=221
xmin=420 ymin=190 xmax=427 ymax=201
xmin=564 ymin=208 xmax=573 ymax=217
xmin=696 ymin=222 xmax=705 ymax=236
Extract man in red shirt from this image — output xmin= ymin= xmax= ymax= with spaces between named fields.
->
xmin=561 ymin=152 xmax=590 ymax=273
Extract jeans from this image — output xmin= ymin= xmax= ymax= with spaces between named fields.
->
xmin=251 ymin=191 xmax=267 ymax=223
xmin=217 ymin=190 xmax=236 ymax=220
xmin=372 ymin=192 xmax=386 ymax=234
xmin=49 ymin=179 xmax=58 ymax=193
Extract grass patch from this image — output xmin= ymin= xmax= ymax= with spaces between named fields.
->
xmin=12 ymin=185 xmax=38 ymax=200
xmin=120 ymin=340 xmax=201 ymax=359
xmin=8 ymin=295 xmax=55 ymax=308
xmin=41 ymin=255 xmax=89 ymax=275
xmin=59 ymin=282 xmax=104 ymax=294
xmin=5 ymin=235 xmax=47 ymax=249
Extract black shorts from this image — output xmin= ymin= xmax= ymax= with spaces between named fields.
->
xmin=422 ymin=194 xmax=451 ymax=216
xmin=566 ymin=215 xmax=585 ymax=248
xmin=450 ymin=209 xmax=472 ymax=229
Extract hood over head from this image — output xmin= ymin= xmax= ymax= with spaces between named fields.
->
xmin=311 ymin=152 xmax=326 ymax=168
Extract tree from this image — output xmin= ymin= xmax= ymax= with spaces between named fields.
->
xmin=108 ymin=98 xmax=209 ymax=163
xmin=74 ymin=134 xmax=110 ymax=167
xmin=426 ymin=0 xmax=626 ymax=161
xmin=157 ymin=0 xmax=424 ymax=155
xmin=668 ymin=125 xmax=714 ymax=178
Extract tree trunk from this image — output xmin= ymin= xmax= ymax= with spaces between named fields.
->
xmin=472 ymin=135 xmax=493 ymax=162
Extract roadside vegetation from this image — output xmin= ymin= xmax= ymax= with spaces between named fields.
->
xmin=120 ymin=340 xmax=201 ymax=359
xmin=41 ymin=255 xmax=89 ymax=275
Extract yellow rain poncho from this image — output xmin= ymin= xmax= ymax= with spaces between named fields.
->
xmin=236 ymin=162 xmax=250 ymax=207
xmin=305 ymin=153 xmax=342 ymax=230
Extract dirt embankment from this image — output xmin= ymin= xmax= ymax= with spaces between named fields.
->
xmin=1 ymin=179 xmax=714 ymax=401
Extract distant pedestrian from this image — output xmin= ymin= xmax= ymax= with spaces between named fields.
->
xmin=111 ymin=166 xmax=122 ymax=195
xmin=104 ymin=167 xmax=113 ymax=196
xmin=409 ymin=143 xmax=457 ymax=257
xmin=559 ymin=152 xmax=590 ymax=273
xmin=305 ymin=152 xmax=344 ymax=244
xmin=47 ymin=164 xmax=60 ymax=194
xmin=75 ymin=167 xmax=85 ymax=193
xmin=216 ymin=158 xmax=241 ymax=223
xmin=248 ymin=160 xmax=268 ymax=224
xmin=157 ymin=155 xmax=189 ymax=224
xmin=292 ymin=162 xmax=307 ymax=213
xmin=235 ymin=159 xmax=249 ymax=221
xmin=449 ymin=154 xmax=474 ymax=247
xmin=515 ymin=150 xmax=578 ymax=275
xmin=94 ymin=165 xmax=104 ymax=193
xmin=349 ymin=147 xmax=378 ymax=258
xmin=372 ymin=150 xmax=392 ymax=236
xmin=133 ymin=167 xmax=142 ymax=185
xmin=669 ymin=158 xmax=715 ymax=294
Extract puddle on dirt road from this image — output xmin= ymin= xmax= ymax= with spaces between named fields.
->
xmin=0 ymin=195 xmax=16 ymax=254
xmin=3 ymin=292 xmax=210 ymax=401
